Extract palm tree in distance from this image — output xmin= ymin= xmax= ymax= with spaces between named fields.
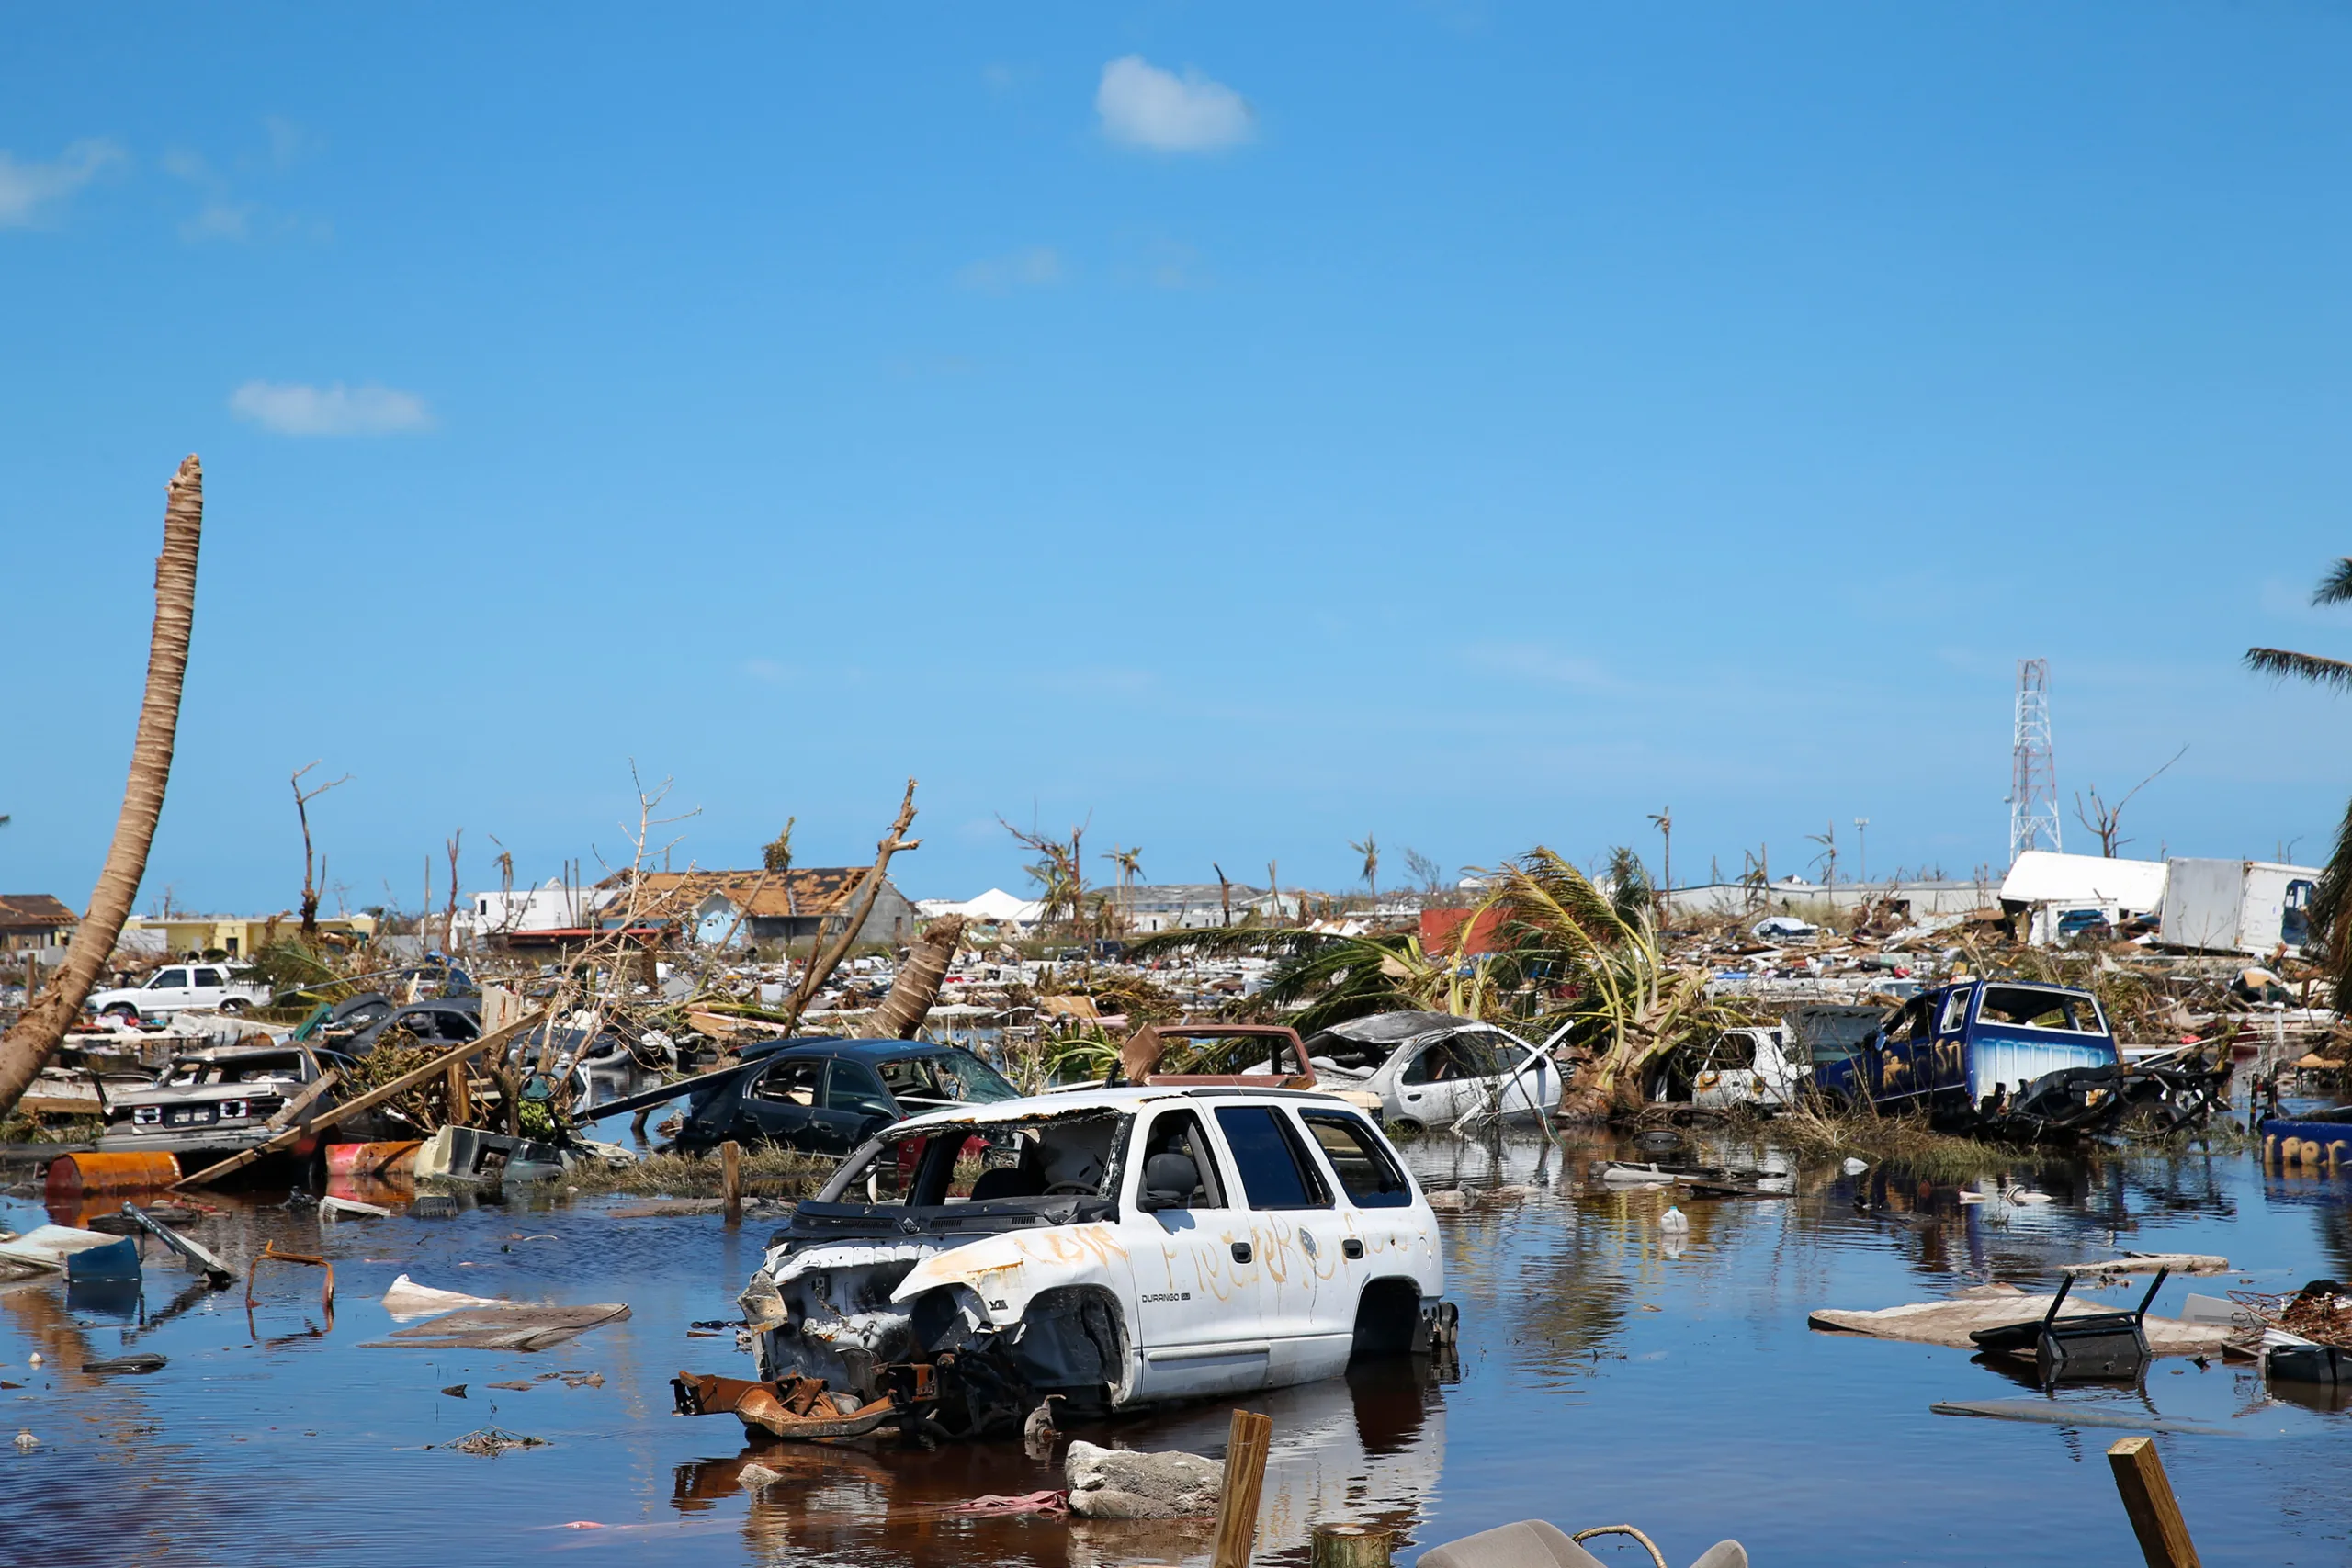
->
xmin=2247 ymin=557 xmax=2352 ymax=998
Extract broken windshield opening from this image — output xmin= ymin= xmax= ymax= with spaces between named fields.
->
xmin=1148 ymin=1033 xmax=1297 ymax=1076
xmin=1975 ymin=987 xmax=2103 ymax=1033
xmin=818 ymin=1111 xmax=1132 ymax=1210
xmin=875 ymin=1050 xmax=1017 ymax=1109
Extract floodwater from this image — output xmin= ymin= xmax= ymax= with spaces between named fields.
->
xmin=3 ymin=1115 xmax=2348 ymax=1568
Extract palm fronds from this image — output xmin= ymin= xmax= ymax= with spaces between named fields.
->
xmin=1475 ymin=847 xmax=1748 ymax=1121
xmin=2245 ymin=647 xmax=2352 ymax=692
xmin=2315 ymin=558 xmax=2352 ymax=605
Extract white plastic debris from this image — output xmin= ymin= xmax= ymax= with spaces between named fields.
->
xmin=1841 ymin=1157 xmax=1869 ymax=1175
xmin=14 ymin=1430 xmax=36 ymax=1449
xmin=382 ymin=1273 xmax=504 ymax=1320
xmin=25 ymin=1353 xmax=40 ymax=1369
xmin=1659 ymin=1206 xmax=1690 ymax=1233
xmin=320 ymin=1196 xmax=392 ymax=1221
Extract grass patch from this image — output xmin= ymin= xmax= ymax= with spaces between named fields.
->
xmin=562 ymin=1145 xmax=838 ymax=1198
xmin=1774 ymin=1099 xmax=2018 ymax=1180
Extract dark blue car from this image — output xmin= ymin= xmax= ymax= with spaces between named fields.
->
xmin=673 ymin=1037 xmax=1019 ymax=1156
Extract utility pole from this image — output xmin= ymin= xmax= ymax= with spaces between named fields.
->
xmin=1854 ymin=818 xmax=1869 ymax=885
xmin=2007 ymin=658 xmax=2062 ymax=864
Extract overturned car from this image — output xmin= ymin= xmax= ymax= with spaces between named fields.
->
xmin=675 ymin=1085 xmax=1454 ymax=1444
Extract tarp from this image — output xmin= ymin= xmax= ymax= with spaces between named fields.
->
xmin=1998 ymin=851 xmax=2168 ymax=910
xmin=918 ymin=888 xmax=1045 ymax=924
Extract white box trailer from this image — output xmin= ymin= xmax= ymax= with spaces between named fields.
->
xmin=2157 ymin=858 xmax=2320 ymax=957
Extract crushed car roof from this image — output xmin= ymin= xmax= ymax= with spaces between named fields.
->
xmin=1311 ymin=1010 xmax=1496 ymax=1044
xmin=885 ymin=1083 xmax=1357 ymax=1132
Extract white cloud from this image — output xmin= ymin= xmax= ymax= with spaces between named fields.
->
xmin=0 ymin=139 xmax=126 ymax=228
xmin=956 ymin=245 xmax=1065 ymax=292
xmin=229 ymin=381 xmax=434 ymax=437
xmin=1096 ymin=57 xmax=1253 ymax=152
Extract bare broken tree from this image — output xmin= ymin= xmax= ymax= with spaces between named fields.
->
xmin=444 ymin=829 xmax=464 ymax=954
xmin=785 ymin=780 xmax=922 ymax=1031
xmin=0 ymin=457 xmax=204 ymax=1120
xmin=2073 ymin=746 xmax=2188 ymax=858
xmin=291 ymin=761 xmax=351 ymax=941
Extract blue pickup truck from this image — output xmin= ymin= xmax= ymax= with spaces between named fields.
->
xmin=1814 ymin=977 xmax=2131 ymax=1135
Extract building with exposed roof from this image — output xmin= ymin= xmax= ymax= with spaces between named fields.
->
xmin=603 ymin=867 xmax=922 ymax=949
xmin=0 ymin=894 xmax=76 ymax=953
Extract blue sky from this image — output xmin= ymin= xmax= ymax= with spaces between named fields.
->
xmin=6 ymin=2 xmax=2352 ymax=917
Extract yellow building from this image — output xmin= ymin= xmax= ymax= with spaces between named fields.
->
xmin=122 ymin=913 xmax=378 ymax=960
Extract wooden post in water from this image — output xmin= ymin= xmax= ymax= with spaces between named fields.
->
xmin=1212 ymin=1409 xmax=1272 ymax=1568
xmin=446 ymin=1060 xmax=469 ymax=1126
xmin=721 ymin=1139 xmax=742 ymax=1224
xmin=1310 ymin=1523 xmax=1394 ymax=1568
xmin=2108 ymin=1436 xmax=2201 ymax=1568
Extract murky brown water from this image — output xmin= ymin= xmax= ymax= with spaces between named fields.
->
xmin=3 ymin=1120 xmax=2348 ymax=1567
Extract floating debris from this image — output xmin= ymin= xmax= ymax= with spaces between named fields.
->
xmin=436 ymin=1427 xmax=548 ymax=1456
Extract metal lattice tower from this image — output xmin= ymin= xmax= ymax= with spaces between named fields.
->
xmin=2007 ymin=658 xmax=2061 ymax=863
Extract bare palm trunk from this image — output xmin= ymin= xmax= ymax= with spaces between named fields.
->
xmin=0 ymin=457 xmax=203 ymax=1118
xmin=863 ymin=915 xmax=966 ymax=1039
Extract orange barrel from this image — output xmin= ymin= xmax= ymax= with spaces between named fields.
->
xmin=326 ymin=1140 xmax=422 ymax=1179
xmin=46 ymin=1150 xmax=180 ymax=1201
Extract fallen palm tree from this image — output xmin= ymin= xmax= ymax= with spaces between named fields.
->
xmin=1473 ymin=846 xmax=1754 ymax=1123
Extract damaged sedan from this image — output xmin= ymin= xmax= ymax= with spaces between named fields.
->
xmin=674 ymin=1085 xmax=1453 ymax=1445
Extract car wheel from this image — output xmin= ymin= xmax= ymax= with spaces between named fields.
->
xmin=218 ymin=998 xmax=246 ymax=1014
xmin=1389 ymin=1117 xmax=1425 ymax=1136
xmin=103 ymin=1004 xmax=139 ymax=1022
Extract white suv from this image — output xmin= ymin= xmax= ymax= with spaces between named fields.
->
xmin=675 ymin=1085 xmax=1453 ymax=1444
xmin=87 ymin=964 xmax=270 ymax=1021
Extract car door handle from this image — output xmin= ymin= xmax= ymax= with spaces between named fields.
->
xmin=1231 ymin=1242 xmax=1252 ymax=1264
xmin=1342 ymin=1238 xmax=1364 ymax=1260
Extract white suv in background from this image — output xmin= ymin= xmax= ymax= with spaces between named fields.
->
xmin=86 ymin=964 xmax=270 ymax=1021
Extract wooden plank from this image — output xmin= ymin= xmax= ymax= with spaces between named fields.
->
xmin=2108 ymin=1437 xmax=2201 ymax=1568
xmin=721 ymin=1139 xmax=742 ymax=1223
xmin=1212 ymin=1409 xmax=1272 ymax=1568
xmin=264 ymin=1068 xmax=340 ymax=1132
xmin=2062 ymin=1255 xmax=2227 ymax=1278
xmin=172 ymin=1010 xmax=544 ymax=1190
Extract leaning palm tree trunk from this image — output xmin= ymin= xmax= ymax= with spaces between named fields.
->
xmin=0 ymin=457 xmax=203 ymax=1119
xmin=862 ymin=914 xmax=966 ymax=1040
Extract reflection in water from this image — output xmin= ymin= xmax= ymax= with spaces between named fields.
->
xmin=668 ymin=1354 xmax=1449 ymax=1565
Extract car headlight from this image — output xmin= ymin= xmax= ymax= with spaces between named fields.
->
xmin=132 ymin=1106 xmax=161 ymax=1125
xmin=218 ymin=1100 xmax=249 ymax=1120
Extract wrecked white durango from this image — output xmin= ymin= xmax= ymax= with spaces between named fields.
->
xmin=673 ymin=1086 xmax=1453 ymax=1443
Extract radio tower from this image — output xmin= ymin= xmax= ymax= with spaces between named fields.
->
xmin=2007 ymin=658 xmax=2061 ymax=864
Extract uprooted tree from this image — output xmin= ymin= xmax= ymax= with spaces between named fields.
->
xmin=0 ymin=457 xmax=204 ymax=1120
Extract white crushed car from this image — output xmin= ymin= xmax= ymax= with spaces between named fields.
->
xmin=673 ymin=1085 xmax=1454 ymax=1443
xmin=1302 ymin=1011 xmax=1561 ymax=1131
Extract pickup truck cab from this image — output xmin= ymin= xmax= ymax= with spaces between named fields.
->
xmin=1814 ymin=977 xmax=2123 ymax=1134
xmin=684 ymin=1086 xmax=1452 ymax=1444
xmin=87 ymin=964 xmax=271 ymax=1021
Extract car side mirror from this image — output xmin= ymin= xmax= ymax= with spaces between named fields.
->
xmin=1139 ymin=1152 xmax=1198 ymax=1212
